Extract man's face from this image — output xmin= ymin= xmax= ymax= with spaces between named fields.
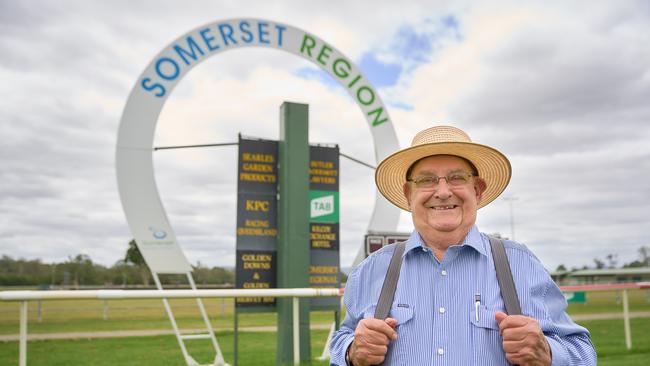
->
xmin=403 ymin=155 xmax=486 ymax=239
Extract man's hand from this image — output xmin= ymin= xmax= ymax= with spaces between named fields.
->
xmin=495 ymin=311 xmax=551 ymax=366
xmin=348 ymin=318 xmax=398 ymax=366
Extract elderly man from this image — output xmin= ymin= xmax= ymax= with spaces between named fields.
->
xmin=330 ymin=126 xmax=596 ymax=365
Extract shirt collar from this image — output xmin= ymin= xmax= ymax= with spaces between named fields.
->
xmin=405 ymin=225 xmax=488 ymax=257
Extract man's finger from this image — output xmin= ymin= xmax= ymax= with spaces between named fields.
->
xmin=385 ymin=317 xmax=398 ymax=333
xmin=501 ymin=339 xmax=527 ymax=353
xmin=495 ymin=311 xmax=508 ymax=325
xmin=502 ymin=327 xmax=530 ymax=342
xmin=496 ymin=313 xmax=530 ymax=333
xmin=363 ymin=319 xmax=397 ymax=340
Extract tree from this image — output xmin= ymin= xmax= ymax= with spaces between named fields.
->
xmin=125 ymin=239 xmax=145 ymax=266
xmin=192 ymin=261 xmax=234 ymax=285
xmin=124 ymin=239 xmax=150 ymax=285
xmin=58 ymin=254 xmax=99 ymax=288
xmin=555 ymin=264 xmax=567 ymax=272
xmin=605 ymin=254 xmax=618 ymax=269
xmin=639 ymin=246 xmax=650 ymax=266
xmin=622 ymin=246 xmax=650 ymax=268
xmin=593 ymin=258 xmax=605 ymax=269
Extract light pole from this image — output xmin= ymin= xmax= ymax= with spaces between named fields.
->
xmin=503 ymin=196 xmax=518 ymax=241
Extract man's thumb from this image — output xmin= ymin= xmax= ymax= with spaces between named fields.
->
xmin=495 ymin=311 xmax=508 ymax=325
xmin=385 ymin=317 xmax=398 ymax=329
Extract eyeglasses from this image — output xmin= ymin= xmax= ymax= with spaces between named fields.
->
xmin=407 ymin=172 xmax=476 ymax=189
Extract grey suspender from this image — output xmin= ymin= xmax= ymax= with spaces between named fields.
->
xmin=374 ymin=242 xmax=406 ymax=319
xmin=488 ymin=237 xmax=522 ymax=315
xmin=373 ymin=237 xmax=521 ymax=320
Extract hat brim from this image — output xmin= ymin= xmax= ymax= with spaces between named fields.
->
xmin=375 ymin=141 xmax=512 ymax=211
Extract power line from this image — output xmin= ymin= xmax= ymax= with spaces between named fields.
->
xmin=154 ymin=142 xmax=238 ymax=151
xmin=153 ymin=141 xmax=377 ymax=170
xmin=339 ymin=152 xmax=375 ymax=170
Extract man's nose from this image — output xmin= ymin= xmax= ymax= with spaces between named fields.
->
xmin=434 ymin=178 xmax=453 ymax=199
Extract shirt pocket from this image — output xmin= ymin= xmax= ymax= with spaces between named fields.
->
xmin=360 ymin=302 xmax=415 ymax=324
xmin=389 ymin=303 xmax=415 ymax=364
xmin=470 ymin=305 xmax=509 ymax=365
xmin=470 ymin=304 xmax=500 ymax=330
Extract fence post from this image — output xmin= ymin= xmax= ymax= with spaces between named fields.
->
xmin=293 ymin=296 xmax=300 ymax=365
xmin=622 ymin=289 xmax=631 ymax=350
xmin=20 ymin=301 xmax=28 ymax=366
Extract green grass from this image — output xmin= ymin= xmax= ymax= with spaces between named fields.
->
xmin=0 ymin=330 xmax=331 ymax=366
xmin=0 ymin=298 xmax=336 ymax=334
xmin=1 ymin=320 xmax=649 ymax=365
xmin=579 ymin=317 xmax=650 ymax=365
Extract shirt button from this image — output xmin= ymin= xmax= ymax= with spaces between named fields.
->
xmin=439 ymin=307 xmax=446 ymax=314
xmin=441 ymin=269 xmax=448 ymax=276
xmin=437 ymin=348 xmax=444 ymax=355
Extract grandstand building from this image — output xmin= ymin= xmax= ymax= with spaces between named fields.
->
xmin=551 ymin=267 xmax=650 ymax=285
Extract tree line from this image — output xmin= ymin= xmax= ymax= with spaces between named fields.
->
xmin=0 ymin=240 xmax=234 ymax=287
xmin=555 ymin=245 xmax=650 ymax=272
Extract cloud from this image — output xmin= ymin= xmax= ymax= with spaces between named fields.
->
xmin=1 ymin=1 xmax=649 ymax=274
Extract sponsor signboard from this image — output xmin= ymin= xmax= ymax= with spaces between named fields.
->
xmin=235 ymin=137 xmax=278 ymax=309
xmin=309 ymin=145 xmax=340 ymax=310
xmin=235 ymin=139 xmax=341 ymax=311
xmin=365 ymin=233 xmax=410 ymax=257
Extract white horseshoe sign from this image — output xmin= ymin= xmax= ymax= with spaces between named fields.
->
xmin=116 ymin=18 xmax=400 ymax=273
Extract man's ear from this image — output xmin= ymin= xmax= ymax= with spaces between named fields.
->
xmin=403 ymin=182 xmax=412 ymax=208
xmin=475 ymin=178 xmax=487 ymax=202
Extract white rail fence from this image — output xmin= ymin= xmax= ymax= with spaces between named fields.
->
xmin=0 ymin=288 xmax=343 ymax=366
xmin=558 ymin=282 xmax=650 ymax=351
xmin=2 ymin=283 xmax=649 ymax=366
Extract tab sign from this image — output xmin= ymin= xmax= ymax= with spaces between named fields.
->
xmin=311 ymin=195 xmax=334 ymax=218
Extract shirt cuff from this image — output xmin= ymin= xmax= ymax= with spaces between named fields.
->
xmin=547 ymin=336 xmax=569 ymax=366
xmin=343 ymin=337 xmax=355 ymax=366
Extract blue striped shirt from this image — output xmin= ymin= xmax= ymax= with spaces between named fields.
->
xmin=330 ymin=226 xmax=596 ymax=365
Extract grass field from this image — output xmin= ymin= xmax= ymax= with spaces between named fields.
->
xmin=0 ymin=330 xmax=332 ymax=365
xmin=0 ymin=289 xmax=649 ymax=364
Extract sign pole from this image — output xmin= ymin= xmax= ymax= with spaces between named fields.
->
xmin=234 ymin=308 xmax=238 ymax=366
xmin=276 ymin=102 xmax=311 ymax=365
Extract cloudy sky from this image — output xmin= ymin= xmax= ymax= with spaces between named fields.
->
xmin=1 ymin=1 xmax=649 ymax=272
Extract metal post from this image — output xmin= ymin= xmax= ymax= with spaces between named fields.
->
xmin=234 ymin=308 xmax=238 ymax=366
xmin=19 ymin=301 xmax=27 ymax=366
xmin=317 ymin=322 xmax=336 ymax=360
xmin=186 ymin=273 xmax=227 ymax=365
xmin=335 ymin=310 xmax=340 ymax=330
xmin=277 ymin=102 xmax=311 ymax=365
xmin=152 ymin=274 xmax=193 ymax=365
xmin=293 ymin=297 xmax=300 ymax=365
xmin=623 ymin=289 xmax=631 ymax=350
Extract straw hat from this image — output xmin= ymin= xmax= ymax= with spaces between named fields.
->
xmin=375 ymin=125 xmax=511 ymax=211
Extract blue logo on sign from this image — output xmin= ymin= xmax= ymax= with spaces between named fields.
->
xmin=149 ymin=227 xmax=167 ymax=239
